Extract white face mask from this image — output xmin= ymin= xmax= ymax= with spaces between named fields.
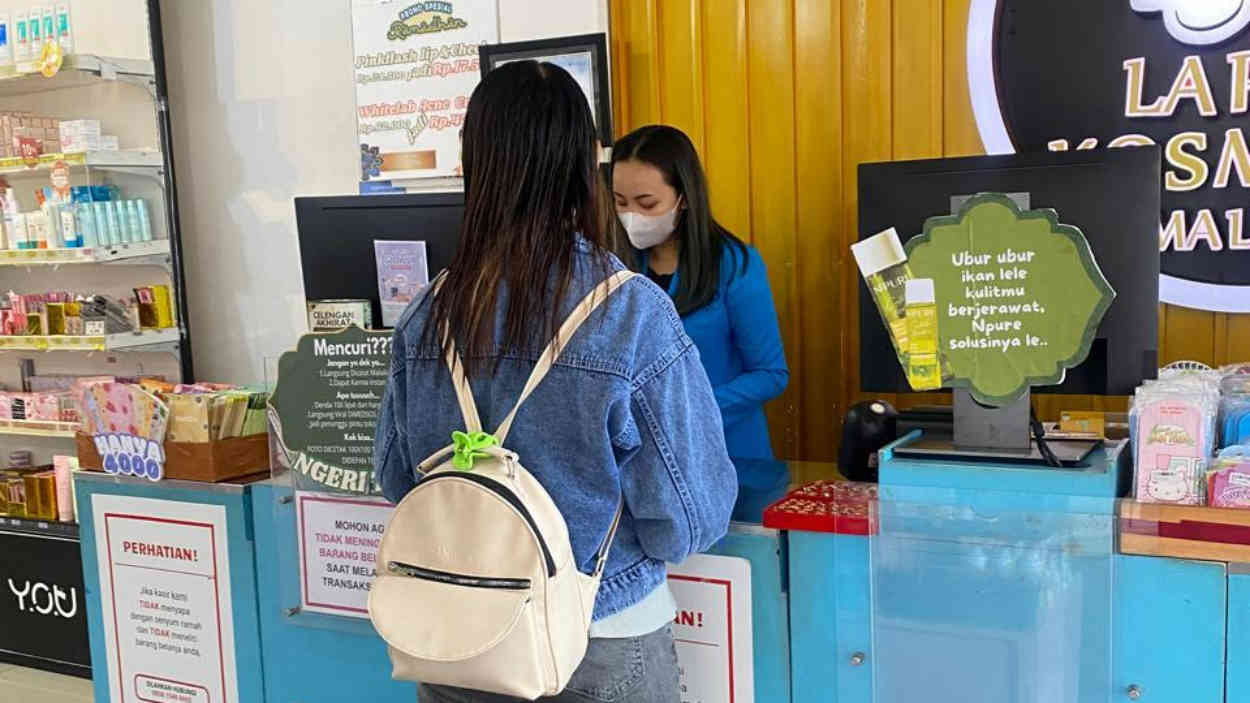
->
xmin=619 ymin=204 xmax=680 ymax=250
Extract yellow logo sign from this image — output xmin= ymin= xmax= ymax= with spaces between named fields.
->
xmin=389 ymin=2 xmax=467 ymax=39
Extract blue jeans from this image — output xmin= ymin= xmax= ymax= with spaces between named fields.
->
xmin=416 ymin=625 xmax=679 ymax=702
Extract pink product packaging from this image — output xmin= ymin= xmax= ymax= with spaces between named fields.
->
xmin=52 ymin=455 xmax=74 ymax=522
xmin=1210 ymin=463 xmax=1250 ymax=509
xmin=25 ymin=392 xmax=63 ymax=421
xmin=1135 ymin=399 xmax=1208 ymax=504
xmin=0 ymin=392 xmax=12 ymax=420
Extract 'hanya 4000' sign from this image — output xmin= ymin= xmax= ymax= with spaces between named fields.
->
xmin=968 ymin=0 xmax=1250 ymax=312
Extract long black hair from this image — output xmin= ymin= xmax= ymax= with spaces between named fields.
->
xmin=424 ymin=61 xmax=610 ymax=377
xmin=610 ymin=125 xmax=747 ymax=315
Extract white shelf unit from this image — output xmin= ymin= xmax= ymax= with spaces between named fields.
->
xmin=0 ymin=38 xmax=190 ymax=462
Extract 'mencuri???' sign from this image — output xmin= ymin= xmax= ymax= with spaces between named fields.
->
xmin=968 ymin=0 xmax=1250 ymax=311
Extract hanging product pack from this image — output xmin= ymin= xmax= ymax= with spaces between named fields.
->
xmin=368 ymin=270 xmax=635 ymax=700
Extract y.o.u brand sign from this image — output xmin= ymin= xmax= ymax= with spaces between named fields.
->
xmin=968 ymin=0 xmax=1250 ymax=312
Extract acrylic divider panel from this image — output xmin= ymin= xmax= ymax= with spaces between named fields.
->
xmin=90 ymin=494 xmax=239 ymax=703
xmin=263 ymin=337 xmax=396 ymax=634
xmin=869 ymin=486 xmax=1116 ymax=703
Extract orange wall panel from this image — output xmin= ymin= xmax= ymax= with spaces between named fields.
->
xmin=608 ymin=0 xmax=1250 ymax=461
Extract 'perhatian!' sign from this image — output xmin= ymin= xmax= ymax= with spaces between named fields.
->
xmin=968 ymin=0 xmax=1250 ymax=311
xmin=905 ymin=194 xmax=1115 ymax=406
xmin=269 ymin=326 xmax=393 ymax=494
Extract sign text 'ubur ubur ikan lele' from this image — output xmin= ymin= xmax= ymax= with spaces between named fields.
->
xmin=856 ymin=194 xmax=1115 ymax=407
xmin=268 ymin=325 xmax=393 ymax=495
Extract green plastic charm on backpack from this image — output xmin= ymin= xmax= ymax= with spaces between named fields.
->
xmin=452 ymin=430 xmax=498 ymax=470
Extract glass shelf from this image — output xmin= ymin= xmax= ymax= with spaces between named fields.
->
xmin=0 ymin=418 xmax=78 ymax=438
xmin=0 ymin=239 xmax=169 ymax=266
xmin=0 ymin=328 xmax=180 ymax=352
xmin=0 ymin=54 xmax=154 ymax=97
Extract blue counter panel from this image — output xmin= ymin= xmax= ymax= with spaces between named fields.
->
xmin=788 ymin=531 xmax=871 ymax=703
xmin=1227 ymin=570 xmax=1250 ymax=703
xmin=75 ymin=474 xmax=266 ymax=703
xmin=1112 ymin=555 xmax=1225 ymax=703
xmin=710 ymin=525 xmax=792 ymax=703
xmin=250 ymin=481 xmax=415 ymax=703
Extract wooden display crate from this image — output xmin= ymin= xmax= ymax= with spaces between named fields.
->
xmin=1119 ymin=499 xmax=1250 ymax=562
xmin=75 ymin=432 xmax=269 ymax=483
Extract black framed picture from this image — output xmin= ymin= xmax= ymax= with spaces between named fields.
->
xmin=479 ymin=33 xmax=613 ymax=147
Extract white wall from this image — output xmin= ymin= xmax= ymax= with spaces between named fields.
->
xmin=159 ymin=0 xmax=609 ymax=385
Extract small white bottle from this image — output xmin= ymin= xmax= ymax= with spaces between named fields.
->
xmin=59 ymin=204 xmax=78 ymax=247
xmin=27 ymin=7 xmax=41 ymax=51
xmin=0 ymin=15 xmax=13 ymax=67
xmin=10 ymin=212 xmax=28 ymax=249
xmin=14 ymin=12 xmax=27 ymax=63
xmin=40 ymin=8 xmax=52 ymax=53
xmin=54 ymin=4 xmax=69 ymax=54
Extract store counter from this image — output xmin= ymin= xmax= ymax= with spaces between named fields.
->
xmin=251 ymin=473 xmax=797 ymax=703
xmin=787 ymin=433 xmax=1240 ymax=703
xmin=73 ymin=466 xmax=806 ymax=703
xmin=73 ymin=447 xmax=1250 ymax=703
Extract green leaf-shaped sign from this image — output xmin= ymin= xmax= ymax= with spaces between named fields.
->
xmin=268 ymin=326 xmax=394 ymax=494
xmin=906 ymin=193 xmax=1115 ymax=406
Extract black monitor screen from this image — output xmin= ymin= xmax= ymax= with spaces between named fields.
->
xmin=294 ymin=193 xmax=463 ymax=330
xmin=857 ymin=147 xmax=1161 ymax=397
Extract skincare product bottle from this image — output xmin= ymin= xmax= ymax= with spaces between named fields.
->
xmin=851 ymin=227 xmax=914 ymax=367
xmin=76 ymin=202 xmax=97 ymax=247
xmin=91 ymin=201 xmax=113 ymax=245
xmin=0 ymin=15 xmax=12 ymax=66
xmin=58 ymin=203 xmax=78 ymax=247
xmin=53 ymin=3 xmax=68 ymax=53
xmin=123 ymin=200 xmax=140 ymax=242
xmin=104 ymin=200 xmax=123 ymax=244
xmin=11 ymin=212 xmax=27 ymax=249
xmin=13 ymin=12 xmax=26 ymax=62
xmin=136 ymin=199 xmax=152 ymax=241
xmin=42 ymin=202 xmax=60 ymax=247
xmin=27 ymin=7 xmax=41 ymax=48
xmin=904 ymin=278 xmax=941 ymax=391
xmin=28 ymin=210 xmax=47 ymax=249
xmin=39 ymin=7 xmax=52 ymax=49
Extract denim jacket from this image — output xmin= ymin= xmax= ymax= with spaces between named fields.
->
xmin=373 ymin=240 xmax=738 ymax=620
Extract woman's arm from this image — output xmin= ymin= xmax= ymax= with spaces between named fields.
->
xmin=618 ymin=339 xmax=738 ymax=562
xmin=715 ymin=246 xmax=790 ymax=427
xmin=373 ymin=327 xmax=416 ymax=503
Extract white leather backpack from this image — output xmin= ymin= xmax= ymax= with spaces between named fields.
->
xmin=368 ymin=270 xmax=635 ymax=700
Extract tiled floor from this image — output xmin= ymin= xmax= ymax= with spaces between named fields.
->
xmin=0 ymin=664 xmax=93 ymax=703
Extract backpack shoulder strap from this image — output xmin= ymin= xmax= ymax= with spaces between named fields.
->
xmin=443 ymin=336 xmax=483 ymax=433
xmin=493 ymin=270 xmax=636 ymax=442
xmin=431 ymin=271 xmax=482 ymax=434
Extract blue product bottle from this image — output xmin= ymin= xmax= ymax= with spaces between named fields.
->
xmin=124 ymin=201 xmax=141 ymax=243
xmin=77 ymin=203 xmax=97 ymax=247
xmin=104 ymin=201 xmax=125 ymax=244
xmin=135 ymin=199 xmax=152 ymax=242
xmin=92 ymin=202 xmax=113 ymax=246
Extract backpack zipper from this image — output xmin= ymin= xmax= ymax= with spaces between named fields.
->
xmin=422 ymin=472 xmax=557 ymax=577
xmin=386 ymin=561 xmax=531 ymax=590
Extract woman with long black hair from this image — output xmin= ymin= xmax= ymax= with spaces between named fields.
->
xmin=374 ymin=62 xmax=736 ymax=702
xmin=611 ymin=126 xmax=790 ymax=466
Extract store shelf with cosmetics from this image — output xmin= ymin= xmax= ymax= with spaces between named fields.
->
xmin=0 ymin=2 xmax=191 ymax=528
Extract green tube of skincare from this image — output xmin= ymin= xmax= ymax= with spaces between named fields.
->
xmin=852 ymin=227 xmax=913 ymax=368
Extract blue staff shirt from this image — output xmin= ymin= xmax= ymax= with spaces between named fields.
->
xmin=646 ymin=242 xmax=789 ymax=461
